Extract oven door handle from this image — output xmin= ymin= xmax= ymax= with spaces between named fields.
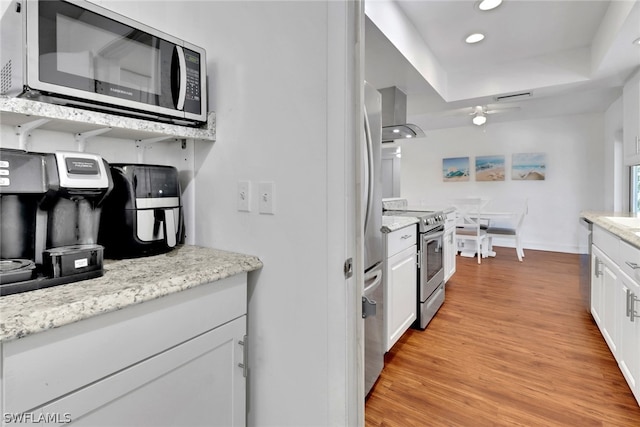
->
xmin=422 ymin=229 xmax=445 ymax=243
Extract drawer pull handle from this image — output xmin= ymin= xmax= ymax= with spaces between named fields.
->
xmin=238 ymin=336 xmax=248 ymax=377
xmin=628 ymin=290 xmax=640 ymax=322
xmin=625 ymin=261 xmax=640 ymax=269
xmin=401 ymin=234 xmax=412 ymax=239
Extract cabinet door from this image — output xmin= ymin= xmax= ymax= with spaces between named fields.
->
xmin=31 ymin=316 xmax=247 ymax=427
xmin=619 ymin=271 xmax=640 ymax=403
xmin=624 ymin=70 xmax=640 ymax=165
xmin=591 ymin=249 xmax=605 ymax=325
xmin=385 ymin=244 xmax=417 ymax=351
xmin=592 ymin=246 xmax=618 ymax=355
xmin=443 ymin=228 xmax=456 ymax=283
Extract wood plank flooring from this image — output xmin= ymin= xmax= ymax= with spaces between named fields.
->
xmin=365 ymin=247 xmax=640 ymax=427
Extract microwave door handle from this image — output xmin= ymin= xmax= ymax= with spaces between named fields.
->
xmin=175 ymin=46 xmax=187 ymax=111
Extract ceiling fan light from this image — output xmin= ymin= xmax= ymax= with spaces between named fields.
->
xmin=472 ymin=114 xmax=487 ymax=126
xmin=465 ymin=33 xmax=485 ymax=44
xmin=478 ymin=0 xmax=502 ymax=11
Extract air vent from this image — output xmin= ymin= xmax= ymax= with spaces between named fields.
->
xmin=1 ymin=60 xmax=11 ymax=95
xmin=495 ymin=91 xmax=532 ymax=102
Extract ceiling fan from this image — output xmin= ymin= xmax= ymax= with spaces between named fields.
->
xmin=437 ymin=104 xmax=521 ymax=126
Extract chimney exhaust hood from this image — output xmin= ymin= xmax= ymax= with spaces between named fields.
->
xmin=380 ymin=86 xmax=425 ymax=142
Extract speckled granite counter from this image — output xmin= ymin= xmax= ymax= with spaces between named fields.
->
xmin=382 ymin=215 xmax=419 ymax=233
xmin=581 ymin=211 xmax=640 ymax=248
xmin=0 ymin=96 xmax=216 ymax=141
xmin=0 ymin=245 xmax=262 ymax=343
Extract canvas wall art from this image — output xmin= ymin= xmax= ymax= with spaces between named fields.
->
xmin=443 ymin=157 xmax=470 ymax=182
xmin=475 ymin=155 xmax=505 ymax=181
xmin=512 ymin=152 xmax=546 ymax=180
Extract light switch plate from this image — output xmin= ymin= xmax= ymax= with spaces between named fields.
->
xmin=258 ymin=181 xmax=275 ymax=214
xmin=238 ymin=181 xmax=251 ymax=212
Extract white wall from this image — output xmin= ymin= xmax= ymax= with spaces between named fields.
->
xmin=400 ymin=113 xmax=606 ymax=253
xmin=1 ymin=1 xmax=361 ymax=425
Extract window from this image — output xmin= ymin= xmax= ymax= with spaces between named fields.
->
xmin=630 ymin=165 xmax=640 ymax=213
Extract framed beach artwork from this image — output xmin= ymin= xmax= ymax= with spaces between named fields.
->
xmin=443 ymin=157 xmax=470 ymax=182
xmin=475 ymin=155 xmax=505 ymax=181
xmin=512 ymin=152 xmax=546 ymax=180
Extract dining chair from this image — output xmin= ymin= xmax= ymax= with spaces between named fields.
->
xmin=485 ymin=198 xmax=528 ymax=261
xmin=451 ymin=198 xmax=488 ymax=264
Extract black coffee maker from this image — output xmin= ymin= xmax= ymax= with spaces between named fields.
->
xmin=0 ymin=149 xmax=113 ymax=295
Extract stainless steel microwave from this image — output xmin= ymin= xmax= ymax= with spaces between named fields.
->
xmin=0 ymin=0 xmax=207 ymax=125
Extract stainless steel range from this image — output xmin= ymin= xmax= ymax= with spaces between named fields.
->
xmin=384 ymin=209 xmax=446 ymax=329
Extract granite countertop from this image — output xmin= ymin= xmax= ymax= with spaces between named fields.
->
xmin=581 ymin=211 xmax=640 ymax=248
xmin=382 ymin=215 xmax=419 ymax=233
xmin=0 ymin=245 xmax=262 ymax=343
xmin=0 ymin=96 xmax=216 ymax=141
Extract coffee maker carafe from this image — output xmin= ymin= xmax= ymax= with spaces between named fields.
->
xmin=0 ymin=149 xmax=113 ymax=295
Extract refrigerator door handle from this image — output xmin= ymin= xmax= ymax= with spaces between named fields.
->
xmin=363 ymin=269 xmax=382 ymax=318
xmin=363 ymin=108 xmax=374 ymax=236
xmin=363 ymin=268 xmax=383 ymax=293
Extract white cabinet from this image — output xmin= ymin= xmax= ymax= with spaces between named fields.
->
xmin=1 ymin=274 xmax=248 ymax=426
xmin=618 ymin=271 xmax=640 ymax=402
xmin=591 ymin=225 xmax=640 ymax=406
xmin=443 ymin=210 xmax=457 ymax=283
xmin=618 ymin=241 xmax=640 ymax=403
xmin=384 ymin=224 xmax=417 ymax=351
xmin=623 ymin=69 xmax=640 ymax=165
xmin=34 ymin=317 xmax=245 ymax=427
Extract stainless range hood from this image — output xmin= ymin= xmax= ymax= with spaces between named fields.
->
xmin=380 ymin=86 xmax=425 ymax=142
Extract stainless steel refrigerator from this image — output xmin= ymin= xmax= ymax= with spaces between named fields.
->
xmin=363 ymin=82 xmax=384 ymax=396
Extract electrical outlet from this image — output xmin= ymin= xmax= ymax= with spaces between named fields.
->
xmin=238 ymin=181 xmax=251 ymax=212
xmin=258 ymin=182 xmax=275 ymax=214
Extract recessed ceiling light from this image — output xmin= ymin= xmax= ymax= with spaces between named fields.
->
xmin=465 ymin=33 xmax=485 ymax=44
xmin=634 ymin=37 xmax=640 ymax=46
xmin=478 ymin=0 xmax=503 ymax=11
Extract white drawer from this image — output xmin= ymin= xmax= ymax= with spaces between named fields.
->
xmin=593 ymin=225 xmax=620 ymax=265
xmin=386 ymin=224 xmax=417 ymax=257
xmin=620 ymin=240 xmax=640 ymax=281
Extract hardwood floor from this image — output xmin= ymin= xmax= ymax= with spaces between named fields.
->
xmin=365 ymin=247 xmax=640 ymax=427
